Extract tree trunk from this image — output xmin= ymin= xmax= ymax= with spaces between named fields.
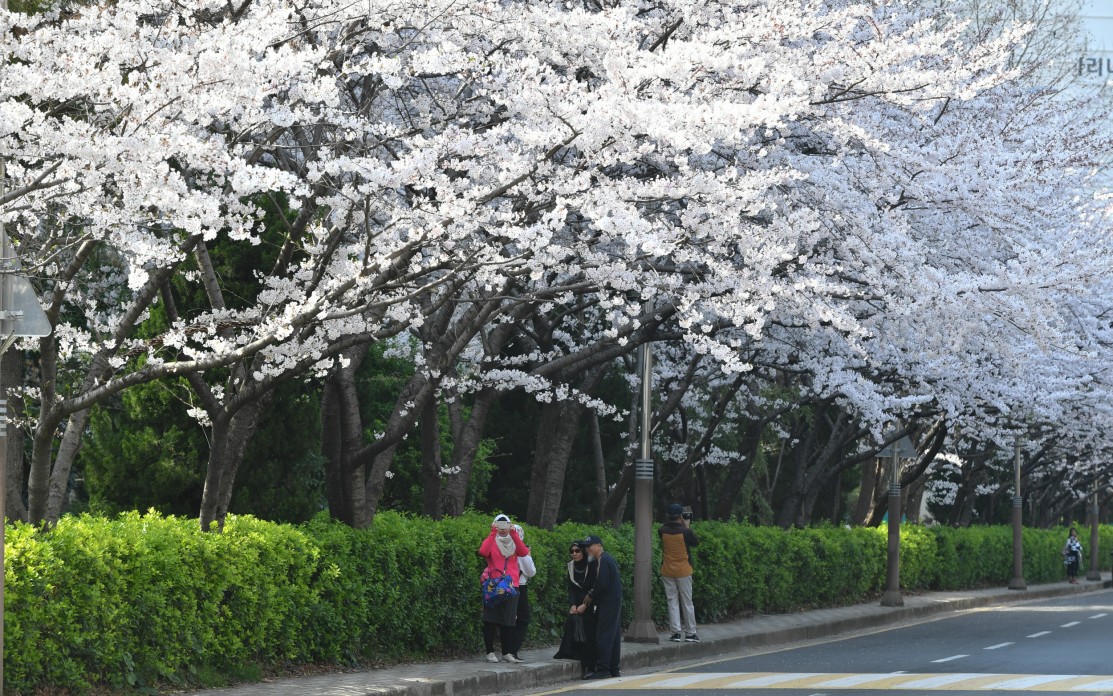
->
xmin=441 ymin=387 xmax=500 ymax=517
xmin=2 ymin=349 xmax=26 ymax=522
xmin=526 ymin=363 xmax=607 ymax=528
xmin=710 ymin=421 xmax=763 ymax=520
xmin=853 ymin=458 xmax=883 ymax=526
xmin=774 ymin=421 xmax=818 ymax=529
xmin=322 ymin=346 xmax=369 ymax=527
xmin=362 ymin=444 xmax=399 ymax=527
xmin=602 ymin=463 xmax=633 ymax=527
xmin=420 ymin=394 xmax=443 ymax=518
xmin=26 ymin=335 xmax=61 ymax=523
xmin=213 ymin=396 xmax=271 ymax=521
xmin=525 ymin=398 xmax=585 ymax=529
xmin=44 ymin=407 xmax=91 ymax=522
xmin=588 ymin=410 xmax=608 ymax=518
xmin=601 ymin=397 xmax=640 ymax=526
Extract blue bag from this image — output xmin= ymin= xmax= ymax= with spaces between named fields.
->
xmin=481 ymin=557 xmax=518 ymax=608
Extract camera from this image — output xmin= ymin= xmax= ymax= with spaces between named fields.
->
xmin=681 ymin=507 xmax=693 ymax=521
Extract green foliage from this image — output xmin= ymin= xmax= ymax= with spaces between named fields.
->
xmin=80 ymin=381 xmax=207 ymax=516
xmin=231 ymin=381 xmax=325 ymax=523
xmin=5 ymin=513 xmax=1111 ymax=694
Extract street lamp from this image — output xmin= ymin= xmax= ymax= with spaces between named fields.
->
xmin=878 ymin=431 xmax=915 ymax=608
xmin=1086 ymin=486 xmax=1101 ymax=582
xmin=624 ymin=309 xmax=658 ymax=643
xmin=1009 ymin=440 xmax=1025 ymax=590
xmin=0 ymin=159 xmax=53 ymax=696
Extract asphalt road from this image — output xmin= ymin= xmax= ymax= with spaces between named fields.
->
xmin=532 ymin=589 xmax=1113 ymax=695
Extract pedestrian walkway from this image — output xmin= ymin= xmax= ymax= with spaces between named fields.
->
xmin=179 ymin=577 xmax=1111 ymax=696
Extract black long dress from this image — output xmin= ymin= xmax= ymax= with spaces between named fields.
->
xmin=553 ymin=557 xmax=598 ymax=672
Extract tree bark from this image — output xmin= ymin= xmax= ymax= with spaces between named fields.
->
xmin=710 ymin=420 xmax=764 ymax=520
xmin=853 ymin=458 xmax=883 ymax=526
xmin=2 ymin=348 xmax=26 ymax=522
xmin=588 ymin=410 xmax=608 ymax=517
xmin=321 ymin=345 xmax=369 ymax=527
xmin=420 ymin=394 xmax=443 ymax=518
xmin=525 ymin=363 xmax=607 ymax=528
xmin=441 ymin=387 xmax=499 ymax=517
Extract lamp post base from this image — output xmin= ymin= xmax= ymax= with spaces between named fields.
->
xmin=1086 ymin=570 xmax=1101 ymax=581
xmin=1008 ymin=577 xmax=1027 ymax=590
xmin=880 ymin=590 xmax=903 ymax=607
xmin=624 ymin=619 xmax=659 ymax=643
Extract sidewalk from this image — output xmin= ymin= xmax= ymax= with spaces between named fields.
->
xmin=180 ymin=576 xmax=1111 ymax=696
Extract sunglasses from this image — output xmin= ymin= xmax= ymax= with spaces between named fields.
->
xmin=569 ymin=548 xmax=582 ymax=553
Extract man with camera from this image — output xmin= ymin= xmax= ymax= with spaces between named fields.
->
xmin=659 ymin=503 xmax=700 ymax=642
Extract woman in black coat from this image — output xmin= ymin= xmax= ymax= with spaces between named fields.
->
xmin=553 ymin=540 xmax=597 ymax=675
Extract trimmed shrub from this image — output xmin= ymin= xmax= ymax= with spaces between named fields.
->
xmin=4 ymin=512 xmax=1110 ymax=694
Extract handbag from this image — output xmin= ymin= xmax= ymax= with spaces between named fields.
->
xmin=481 ymin=557 xmax=519 ymax=608
xmin=571 ymin=613 xmax=586 ymax=643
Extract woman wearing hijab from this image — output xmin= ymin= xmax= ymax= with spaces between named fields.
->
xmin=1063 ymin=527 xmax=1084 ymax=584
xmin=506 ymin=524 xmax=537 ymax=663
xmin=478 ymin=513 xmax=529 ymax=663
xmin=553 ymin=539 xmax=597 ymax=676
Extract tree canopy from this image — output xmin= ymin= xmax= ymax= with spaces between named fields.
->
xmin=2 ymin=0 xmax=1112 ymax=530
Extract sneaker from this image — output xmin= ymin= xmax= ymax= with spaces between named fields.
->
xmin=485 ymin=652 xmax=499 ymax=663
xmin=669 ymin=632 xmax=683 ymax=642
xmin=684 ymin=633 xmax=700 ymax=642
xmin=503 ymin=654 xmax=523 ymax=663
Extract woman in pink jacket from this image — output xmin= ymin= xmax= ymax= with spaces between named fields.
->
xmin=478 ymin=513 xmax=529 ymax=663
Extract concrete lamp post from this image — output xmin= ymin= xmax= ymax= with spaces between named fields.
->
xmin=625 ymin=324 xmax=659 ymax=643
xmin=1009 ymin=440 xmax=1026 ymax=590
xmin=1087 ymin=488 xmax=1101 ymax=582
xmin=879 ymin=432 xmax=916 ymax=608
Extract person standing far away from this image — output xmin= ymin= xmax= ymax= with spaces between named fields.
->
xmin=659 ymin=503 xmax=700 ymax=642
xmin=506 ymin=524 xmax=537 ymax=662
xmin=577 ymin=535 xmax=622 ymax=680
xmin=478 ymin=514 xmax=529 ymax=663
xmin=553 ymin=540 xmax=598 ymax=676
xmin=1063 ymin=526 xmax=1084 ymax=585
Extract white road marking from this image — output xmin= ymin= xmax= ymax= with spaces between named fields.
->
xmin=930 ymin=655 xmax=968 ymax=663
xmin=898 ymin=673 xmax=983 ymax=688
xmin=576 ymin=672 xmax=1113 ymax=691
xmin=1061 ymin=621 xmax=1081 ymax=627
xmin=984 ymin=642 xmax=1013 ymax=650
xmin=980 ymin=674 xmax=1080 ymax=689
xmin=1027 ymin=630 xmax=1051 ymax=637
xmin=811 ymin=673 xmax=907 ymax=687
xmin=723 ymin=673 xmax=824 ymax=687
xmin=1089 ymin=612 xmax=1108 ymax=619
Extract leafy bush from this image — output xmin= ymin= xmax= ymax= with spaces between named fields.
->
xmin=4 ymin=512 xmax=1110 ymax=694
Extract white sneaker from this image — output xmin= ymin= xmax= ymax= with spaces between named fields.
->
xmin=485 ymin=652 xmax=499 ymax=663
xmin=503 ymin=654 xmax=523 ymax=663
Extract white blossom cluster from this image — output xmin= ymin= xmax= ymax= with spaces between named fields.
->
xmin=3 ymin=0 xmax=1113 ymax=520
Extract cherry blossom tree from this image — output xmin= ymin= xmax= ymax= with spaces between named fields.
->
xmin=5 ymin=0 xmax=1113 ymax=531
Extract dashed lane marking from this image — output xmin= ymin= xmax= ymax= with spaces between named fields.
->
xmin=1026 ymin=631 xmax=1051 ymax=637
xmin=578 ymin=672 xmax=1113 ymax=691
xmin=984 ymin=642 xmax=1013 ymax=649
xmin=930 ymin=655 xmax=967 ymax=663
xmin=1061 ymin=621 xmax=1081 ymax=627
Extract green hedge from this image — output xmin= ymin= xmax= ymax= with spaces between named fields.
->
xmin=4 ymin=511 xmax=1110 ymax=693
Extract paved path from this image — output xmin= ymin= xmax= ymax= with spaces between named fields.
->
xmin=178 ymin=577 xmax=1111 ymax=696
